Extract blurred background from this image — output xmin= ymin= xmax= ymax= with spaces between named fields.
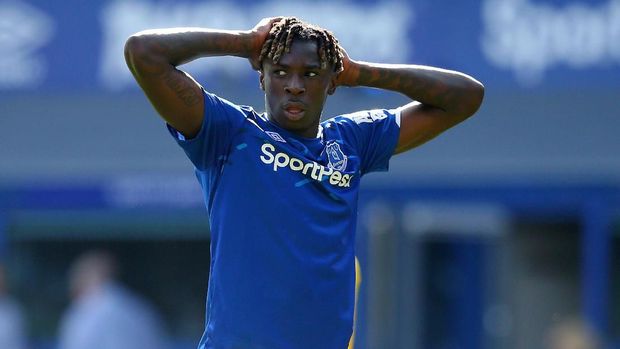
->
xmin=1 ymin=0 xmax=619 ymax=348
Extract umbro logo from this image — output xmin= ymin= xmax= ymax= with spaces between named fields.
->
xmin=265 ymin=131 xmax=286 ymax=143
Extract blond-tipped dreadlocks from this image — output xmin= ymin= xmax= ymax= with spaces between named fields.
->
xmin=258 ymin=17 xmax=344 ymax=73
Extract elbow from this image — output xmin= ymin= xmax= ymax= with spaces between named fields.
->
xmin=124 ymin=33 xmax=164 ymax=75
xmin=124 ymin=34 xmax=148 ymax=73
xmin=463 ymin=79 xmax=485 ymax=119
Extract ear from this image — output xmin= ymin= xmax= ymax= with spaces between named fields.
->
xmin=259 ymin=70 xmax=265 ymax=91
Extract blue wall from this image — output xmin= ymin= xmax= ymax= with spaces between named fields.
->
xmin=2 ymin=0 xmax=619 ymax=185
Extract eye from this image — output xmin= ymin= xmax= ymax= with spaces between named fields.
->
xmin=307 ymin=71 xmax=318 ymax=77
xmin=274 ymin=70 xmax=287 ymax=76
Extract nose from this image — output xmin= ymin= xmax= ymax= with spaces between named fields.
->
xmin=284 ymin=75 xmax=305 ymax=95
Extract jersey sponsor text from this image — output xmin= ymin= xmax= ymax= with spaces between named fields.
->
xmin=260 ymin=143 xmax=352 ymax=188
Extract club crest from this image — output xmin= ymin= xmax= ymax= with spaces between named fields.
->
xmin=325 ymin=142 xmax=348 ymax=171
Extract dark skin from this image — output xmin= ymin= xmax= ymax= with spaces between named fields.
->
xmin=124 ymin=17 xmax=484 ymax=154
xmin=260 ymin=39 xmax=337 ymax=138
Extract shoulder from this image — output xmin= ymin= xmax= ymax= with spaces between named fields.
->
xmin=321 ymin=108 xmax=402 ymax=170
xmin=321 ymin=109 xmax=402 ymax=142
xmin=200 ymin=89 xmax=265 ymax=133
xmin=203 ymin=90 xmax=258 ymax=118
xmin=325 ymin=108 xmax=401 ymax=128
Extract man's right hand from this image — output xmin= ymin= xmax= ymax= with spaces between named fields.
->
xmin=248 ymin=17 xmax=283 ymax=70
xmin=126 ymin=24 xmax=279 ymax=139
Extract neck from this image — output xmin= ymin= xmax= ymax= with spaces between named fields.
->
xmin=269 ymin=115 xmax=319 ymax=138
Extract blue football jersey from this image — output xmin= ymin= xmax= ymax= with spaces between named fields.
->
xmin=168 ymin=90 xmax=400 ymax=349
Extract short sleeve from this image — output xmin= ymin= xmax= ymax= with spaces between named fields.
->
xmin=334 ymin=108 xmax=401 ymax=175
xmin=167 ymin=89 xmax=247 ymax=171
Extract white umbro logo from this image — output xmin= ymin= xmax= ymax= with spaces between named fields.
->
xmin=265 ymin=131 xmax=286 ymax=143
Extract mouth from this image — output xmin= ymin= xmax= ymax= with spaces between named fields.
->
xmin=283 ymin=102 xmax=306 ymax=121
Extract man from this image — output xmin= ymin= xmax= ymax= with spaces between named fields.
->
xmin=0 ymin=263 xmax=26 ymax=349
xmin=125 ymin=17 xmax=483 ymax=349
xmin=58 ymin=251 xmax=166 ymax=349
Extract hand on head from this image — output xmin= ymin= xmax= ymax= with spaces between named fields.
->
xmin=334 ymin=47 xmax=355 ymax=87
xmin=249 ymin=16 xmax=349 ymax=78
xmin=249 ymin=17 xmax=284 ymax=70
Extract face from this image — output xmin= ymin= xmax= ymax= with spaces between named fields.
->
xmin=260 ymin=39 xmax=336 ymax=138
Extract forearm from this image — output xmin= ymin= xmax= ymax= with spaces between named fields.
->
xmin=345 ymin=61 xmax=484 ymax=117
xmin=124 ymin=28 xmax=255 ymax=70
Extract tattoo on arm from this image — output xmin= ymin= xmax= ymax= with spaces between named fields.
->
xmin=133 ymin=44 xmax=200 ymax=107
xmin=161 ymin=68 xmax=201 ymax=107
xmin=135 ymin=35 xmax=244 ymax=108
xmin=356 ymin=65 xmax=465 ymax=114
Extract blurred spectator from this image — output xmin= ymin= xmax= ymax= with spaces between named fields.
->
xmin=0 ymin=263 xmax=27 ymax=349
xmin=545 ymin=317 xmax=601 ymax=349
xmin=58 ymin=250 xmax=167 ymax=349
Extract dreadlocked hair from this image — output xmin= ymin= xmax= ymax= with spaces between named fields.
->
xmin=258 ymin=17 xmax=344 ymax=73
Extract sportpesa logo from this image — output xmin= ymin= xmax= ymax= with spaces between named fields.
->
xmin=260 ymin=143 xmax=353 ymax=188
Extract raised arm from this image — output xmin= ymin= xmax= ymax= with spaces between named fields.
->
xmin=124 ymin=19 xmax=278 ymax=138
xmin=336 ymin=53 xmax=484 ymax=154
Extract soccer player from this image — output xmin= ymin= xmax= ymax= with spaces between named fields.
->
xmin=124 ymin=17 xmax=483 ymax=349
